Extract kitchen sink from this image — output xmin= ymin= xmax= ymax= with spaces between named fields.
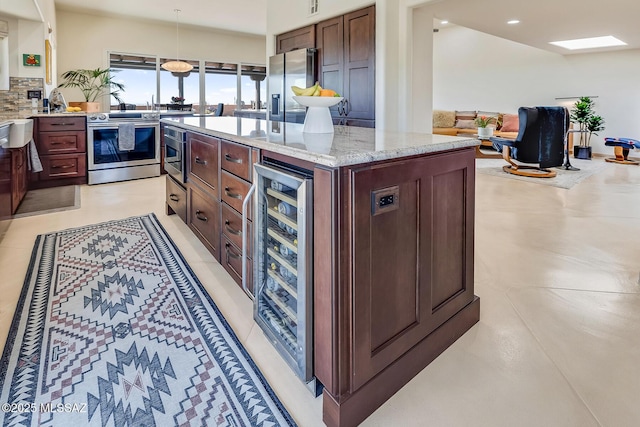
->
xmin=8 ymin=118 xmax=34 ymax=148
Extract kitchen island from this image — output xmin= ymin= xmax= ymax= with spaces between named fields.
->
xmin=161 ymin=116 xmax=480 ymax=427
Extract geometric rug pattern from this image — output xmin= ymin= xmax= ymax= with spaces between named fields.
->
xmin=0 ymin=214 xmax=296 ymax=426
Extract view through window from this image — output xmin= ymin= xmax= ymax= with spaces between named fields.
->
xmin=109 ymin=52 xmax=266 ymax=115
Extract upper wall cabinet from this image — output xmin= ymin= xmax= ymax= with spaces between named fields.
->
xmin=274 ymin=6 xmax=376 ymax=127
xmin=275 ymin=25 xmax=316 ymax=54
xmin=316 ymin=6 xmax=375 ymax=127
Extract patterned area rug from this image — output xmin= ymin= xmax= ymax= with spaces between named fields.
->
xmin=476 ymin=157 xmax=607 ymax=189
xmin=0 ymin=214 xmax=296 ymax=427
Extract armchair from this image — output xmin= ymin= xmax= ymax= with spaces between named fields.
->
xmin=490 ymin=106 xmax=568 ymax=178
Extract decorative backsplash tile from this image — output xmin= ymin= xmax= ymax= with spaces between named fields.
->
xmin=0 ymin=77 xmax=44 ymax=119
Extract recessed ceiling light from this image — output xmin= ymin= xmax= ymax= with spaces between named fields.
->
xmin=549 ymin=35 xmax=627 ymax=50
xmin=507 ymin=20 xmax=520 ymax=25
xmin=440 ymin=20 xmax=449 ymax=25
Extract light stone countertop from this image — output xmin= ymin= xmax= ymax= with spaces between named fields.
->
xmin=162 ymin=116 xmax=479 ymax=167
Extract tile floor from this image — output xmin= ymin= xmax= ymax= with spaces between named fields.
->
xmin=0 ymin=159 xmax=639 ymax=426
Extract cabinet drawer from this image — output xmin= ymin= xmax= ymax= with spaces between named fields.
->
xmin=221 ymin=170 xmax=252 ymax=220
xmin=220 ymin=140 xmax=251 ymax=181
xmin=189 ymin=133 xmax=219 ymax=195
xmin=37 ymin=116 xmax=85 ymax=132
xmin=166 ymin=176 xmax=187 ymax=223
xmin=38 ymin=131 xmax=86 ymax=155
xmin=188 ymin=185 xmax=220 ymax=260
xmin=40 ymin=154 xmax=86 ymax=180
xmin=221 ymin=202 xmax=252 ymax=255
xmin=221 ymin=234 xmax=253 ymax=295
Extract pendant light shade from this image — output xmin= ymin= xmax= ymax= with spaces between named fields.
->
xmin=162 ymin=9 xmax=193 ymax=73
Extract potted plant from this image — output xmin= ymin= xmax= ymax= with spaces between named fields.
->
xmin=587 ymin=115 xmax=605 ymax=147
xmin=58 ymin=68 xmax=125 ymax=112
xmin=475 ymin=115 xmax=495 ymax=139
xmin=570 ymin=96 xmax=603 ymax=159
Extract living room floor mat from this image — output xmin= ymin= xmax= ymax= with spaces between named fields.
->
xmin=0 ymin=214 xmax=296 ymax=427
xmin=476 ymin=157 xmax=607 ymax=189
xmin=13 ymin=186 xmax=80 ymax=219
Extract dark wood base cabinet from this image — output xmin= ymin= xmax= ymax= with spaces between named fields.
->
xmin=30 ymin=116 xmax=87 ymax=189
xmin=314 ymin=147 xmax=480 ymax=427
xmin=164 ymin=122 xmax=480 ymax=426
xmin=166 ymin=175 xmax=187 ymax=222
xmin=10 ymin=146 xmax=28 ymax=214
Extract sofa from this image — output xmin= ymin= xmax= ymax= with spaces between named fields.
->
xmin=432 ymin=109 xmax=519 ymax=139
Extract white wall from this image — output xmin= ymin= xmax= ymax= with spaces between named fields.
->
xmin=433 ymin=25 xmax=640 ymax=155
xmin=56 ymin=10 xmax=266 ymax=102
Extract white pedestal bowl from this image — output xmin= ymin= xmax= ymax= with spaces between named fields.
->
xmin=293 ymin=96 xmax=343 ymax=134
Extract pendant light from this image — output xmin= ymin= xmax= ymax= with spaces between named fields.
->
xmin=161 ymin=9 xmax=193 ymax=74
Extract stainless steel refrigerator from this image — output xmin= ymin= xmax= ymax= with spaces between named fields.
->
xmin=268 ymin=49 xmax=316 ymax=124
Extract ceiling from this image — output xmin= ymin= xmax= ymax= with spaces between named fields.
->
xmin=428 ymin=0 xmax=640 ymax=55
xmin=19 ymin=0 xmax=640 ymax=55
xmin=54 ymin=0 xmax=266 ymax=36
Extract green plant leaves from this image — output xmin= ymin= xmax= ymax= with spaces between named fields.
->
xmin=58 ymin=68 xmax=125 ymax=103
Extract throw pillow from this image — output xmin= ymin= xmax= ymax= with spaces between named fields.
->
xmin=432 ymin=110 xmax=456 ymax=128
xmin=455 ymin=110 xmax=476 ymax=121
xmin=455 ymin=119 xmax=476 ymax=129
xmin=501 ymin=113 xmax=519 ymax=132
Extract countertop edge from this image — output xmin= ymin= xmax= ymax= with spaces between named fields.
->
xmin=161 ymin=118 xmax=480 ymax=167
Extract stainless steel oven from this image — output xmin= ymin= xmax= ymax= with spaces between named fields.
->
xmin=86 ymin=112 xmax=161 ymax=185
xmin=163 ymin=125 xmax=187 ymax=185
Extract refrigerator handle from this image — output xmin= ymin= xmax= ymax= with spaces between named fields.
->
xmin=242 ymin=181 xmax=257 ymax=299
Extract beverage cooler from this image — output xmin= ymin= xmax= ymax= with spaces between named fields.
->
xmin=251 ymin=161 xmax=318 ymax=392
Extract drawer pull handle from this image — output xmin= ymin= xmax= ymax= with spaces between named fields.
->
xmin=169 ymin=194 xmax=180 ymax=202
xmin=224 ymin=187 xmax=243 ymax=200
xmin=195 ymin=210 xmax=208 ymax=222
xmin=226 ymin=243 xmax=241 ymax=259
xmin=224 ymin=154 xmax=243 ymax=164
xmin=51 ymin=164 xmax=74 ymax=169
xmin=50 ymin=123 xmax=74 ymax=126
xmin=195 ymin=157 xmax=207 ymax=165
xmin=49 ymin=141 xmax=65 ymax=145
xmin=224 ymin=220 xmax=242 ymax=236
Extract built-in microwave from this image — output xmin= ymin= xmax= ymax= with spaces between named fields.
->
xmin=164 ymin=126 xmax=187 ymax=185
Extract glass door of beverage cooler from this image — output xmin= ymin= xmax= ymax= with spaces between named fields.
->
xmin=253 ymin=163 xmax=313 ymax=383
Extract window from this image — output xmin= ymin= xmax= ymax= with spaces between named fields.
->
xmin=109 ymin=53 xmax=157 ymax=110
xmin=240 ymin=65 xmax=267 ymax=110
xmin=204 ymin=62 xmax=238 ymax=116
xmin=109 ymin=53 xmax=265 ymax=115
xmin=160 ymin=59 xmax=200 ymax=113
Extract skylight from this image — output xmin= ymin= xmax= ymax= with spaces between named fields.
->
xmin=549 ymin=35 xmax=627 ymax=50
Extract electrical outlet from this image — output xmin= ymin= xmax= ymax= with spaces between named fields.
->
xmin=27 ymin=90 xmax=42 ymax=99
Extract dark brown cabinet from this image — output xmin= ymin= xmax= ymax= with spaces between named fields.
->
xmin=0 ymin=145 xmax=10 ymax=220
xmin=10 ymin=146 xmax=28 ymax=214
xmin=219 ymin=143 xmax=257 ymax=292
xmin=313 ymin=147 xmax=479 ymax=427
xmin=31 ymin=116 xmax=87 ymax=188
xmin=275 ymin=25 xmax=315 ymax=54
xmin=189 ymin=184 xmax=221 ymax=260
xmin=188 ymin=132 xmax=219 ymax=196
xmin=166 ymin=175 xmax=187 ymax=222
xmin=169 ymin=128 xmax=257 ymax=291
xmin=316 ymin=6 xmax=375 ymax=127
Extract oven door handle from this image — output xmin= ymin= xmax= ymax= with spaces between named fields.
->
xmin=242 ymin=182 xmax=256 ymax=300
